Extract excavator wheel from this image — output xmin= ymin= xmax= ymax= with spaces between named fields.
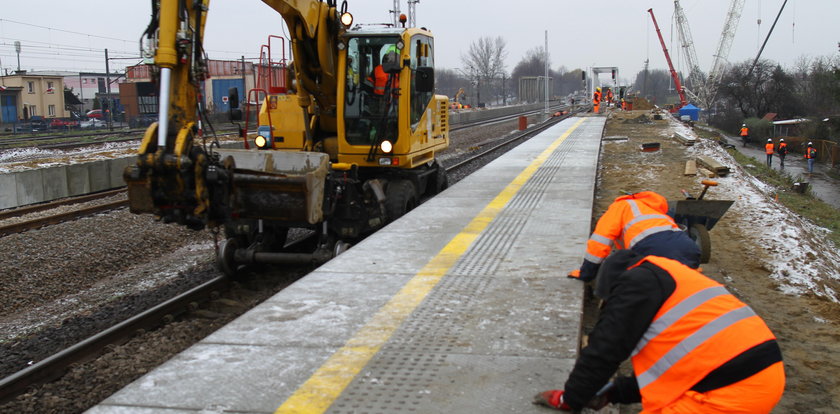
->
xmin=385 ymin=179 xmax=418 ymax=222
xmin=431 ymin=161 xmax=449 ymax=195
xmin=688 ymin=223 xmax=711 ymax=264
xmin=218 ymin=238 xmax=240 ymax=277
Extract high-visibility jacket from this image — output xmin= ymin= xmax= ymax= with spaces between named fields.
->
xmin=584 ymin=191 xmax=681 ymax=266
xmin=778 ymin=142 xmax=788 ymax=155
xmin=370 ymin=65 xmax=398 ymax=96
xmin=630 ymin=256 xmax=778 ymax=412
xmin=593 ymin=91 xmax=601 ymax=104
xmin=805 ymin=147 xmax=817 ymax=159
xmin=765 ymin=142 xmax=774 ymax=154
xmin=739 ymin=127 xmax=749 ymax=137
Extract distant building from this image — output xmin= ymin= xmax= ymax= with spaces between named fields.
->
xmin=17 ymin=70 xmax=119 ymax=114
xmin=0 ymin=71 xmax=68 ymax=124
xmin=120 ymin=59 xmax=277 ymax=126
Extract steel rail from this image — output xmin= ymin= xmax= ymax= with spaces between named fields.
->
xmin=0 ymin=275 xmax=229 ymax=404
xmin=0 ymin=188 xmax=126 ymax=221
xmin=0 ymin=199 xmax=128 ymax=238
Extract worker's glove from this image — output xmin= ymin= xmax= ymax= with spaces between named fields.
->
xmin=585 ymin=381 xmax=615 ymax=410
xmin=533 ymin=390 xmax=572 ymax=411
xmin=567 ymin=269 xmax=581 ymax=279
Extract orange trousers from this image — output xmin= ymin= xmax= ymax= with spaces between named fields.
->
xmin=642 ymin=362 xmax=785 ymax=414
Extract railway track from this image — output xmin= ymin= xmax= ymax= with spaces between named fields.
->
xmin=0 ymin=189 xmax=128 ymax=238
xmin=0 ymin=108 xmax=585 ymax=405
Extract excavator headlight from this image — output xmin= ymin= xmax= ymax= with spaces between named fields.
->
xmin=255 ymin=135 xmax=269 ymax=149
xmin=380 ymin=140 xmax=393 ymax=153
xmin=340 ymin=12 xmax=353 ymax=28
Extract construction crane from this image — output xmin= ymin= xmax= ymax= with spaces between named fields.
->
xmin=673 ymin=0 xmax=746 ymax=109
xmin=707 ymin=0 xmax=746 ymax=103
xmin=648 ymin=8 xmax=687 ymax=111
xmin=673 ymin=0 xmax=704 ymax=105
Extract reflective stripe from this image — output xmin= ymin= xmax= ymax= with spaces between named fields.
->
xmin=589 ymin=233 xmax=613 ymax=246
xmin=628 ymin=225 xmax=681 ymax=248
xmin=636 ymin=306 xmax=756 ymax=389
xmin=584 ymin=252 xmax=604 ymax=264
xmin=632 ymin=286 xmax=729 ymax=356
xmin=624 ymin=213 xmax=673 ymax=230
xmin=626 ymin=199 xmax=642 ymax=216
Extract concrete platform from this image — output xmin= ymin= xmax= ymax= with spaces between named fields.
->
xmin=86 ymin=115 xmax=605 ymax=414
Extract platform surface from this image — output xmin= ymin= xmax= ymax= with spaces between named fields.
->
xmin=87 ymin=115 xmax=605 ymax=414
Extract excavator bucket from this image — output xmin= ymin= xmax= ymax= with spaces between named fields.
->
xmin=216 ymin=149 xmax=329 ymax=225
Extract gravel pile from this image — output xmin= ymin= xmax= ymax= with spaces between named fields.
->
xmin=0 ymin=116 xmax=531 ymax=413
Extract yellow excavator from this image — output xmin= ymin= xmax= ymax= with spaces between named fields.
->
xmin=125 ymin=0 xmax=450 ymax=275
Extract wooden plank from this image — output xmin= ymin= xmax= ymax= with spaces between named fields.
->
xmin=698 ymin=167 xmax=717 ymax=178
xmin=684 ymin=160 xmax=697 ymax=176
xmin=696 ymin=156 xmax=730 ymax=176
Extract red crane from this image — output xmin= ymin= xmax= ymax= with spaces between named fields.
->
xmin=647 ymin=8 xmax=687 ymax=112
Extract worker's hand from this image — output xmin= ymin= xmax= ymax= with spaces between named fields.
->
xmin=585 ymin=393 xmax=610 ymax=410
xmin=567 ymin=269 xmax=581 ymax=279
xmin=533 ymin=390 xmax=572 ymax=411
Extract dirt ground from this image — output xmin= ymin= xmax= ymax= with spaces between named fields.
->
xmin=597 ymin=109 xmax=840 ymax=413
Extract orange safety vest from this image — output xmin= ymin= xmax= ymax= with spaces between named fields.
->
xmin=593 ymin=91 xmax=601 ymax=104
xmin=739 ymin=127 xmax=749 ymax=137
xmin=584 ymin=191 xmax=681 ymax=265
xmin=778 ymin=142 xmax=787 ymax=154
xmin=765 ymin=142 xmax=774 ymax=155
xmin=805 ymin=147 xmax=817 ymax=159
xmin=370 ymin=65 xmax=398 ymax=96
xmin=630 ymin=256 xmax=778 ymax=412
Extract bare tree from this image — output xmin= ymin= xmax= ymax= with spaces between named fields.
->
xmin=461 ymin=36 xmax=508 ymax=106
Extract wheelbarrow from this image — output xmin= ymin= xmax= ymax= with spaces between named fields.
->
xmin=668 ymin=180 xmax=734 ymax=264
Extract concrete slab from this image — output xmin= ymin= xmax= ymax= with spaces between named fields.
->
xmin=97 ymin=343 xmax=336 ymax=413
xmin=88 ymin=160 xmax=111 ymax=192
xmin=15 ymin=169 xmax=44 ymax=206
xmin=203 ymin=272 xmax=414 ymax=347
xmin=66 ymin=163 xmax=91 ymax=196
xmin=109 ymin=157 xmax=131 ymax=188
xmin=328 ymin=352 xmax=577 ymax=414
xmin=42 ymin=166 xmax=69 ymax=201
xmin=0 ymin=173 xmax=17 ymax=209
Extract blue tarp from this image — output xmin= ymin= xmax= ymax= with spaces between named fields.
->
xmin=679 ymin=104 xmax=700 ymax=121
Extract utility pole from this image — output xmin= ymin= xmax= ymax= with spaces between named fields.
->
xmin=544 ymin=30 xmax=549 ymax=117
xmin=14 ymin=41 xmax=21 ymax=73
xmin=105 ymin=48 xmax=113 ymax=130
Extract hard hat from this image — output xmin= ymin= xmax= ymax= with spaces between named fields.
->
xmin=596 ymin=87 xmax=601 ymax=91
xmin=742 ymin=124 xmax=746 ymax=126
xmin=780 ymin=138 xmax=784 ymax=142
xmin=768 ymin=139 xmax=772 ymax=142
xmin=808 ymin=142 xmax=813 ymax=146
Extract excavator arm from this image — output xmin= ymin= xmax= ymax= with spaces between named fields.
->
xmin=126 ymin=0 xmax=352 ymax=229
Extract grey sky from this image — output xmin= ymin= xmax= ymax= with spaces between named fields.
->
xmin=1 ymin=0 xmax=837 ymax=86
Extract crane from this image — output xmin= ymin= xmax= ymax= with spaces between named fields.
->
xmin=648 ymin=8 xmax=687 ymax=111
xmin=672 ymin=0 xmax=746 ymax=109
xmin=673 ymin=0 xmax=704 ymax=105
xmin=707 ymin=0 xmax=746 ymax=103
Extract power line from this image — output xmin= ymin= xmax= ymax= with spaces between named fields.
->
xmin=0 ymin=18 xmax=134 ymax=43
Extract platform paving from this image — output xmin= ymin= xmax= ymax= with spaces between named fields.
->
xmin=86 ymin=115 xmax=606 ymax=414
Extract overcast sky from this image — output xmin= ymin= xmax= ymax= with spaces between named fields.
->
xmin=1 ymin=0 xmax=838 ymax=85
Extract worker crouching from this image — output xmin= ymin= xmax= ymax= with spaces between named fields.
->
xmin=568 ymin=191 xmax=700 ymax=282
xmin=535 ymin=250 xmax=785 ymax=413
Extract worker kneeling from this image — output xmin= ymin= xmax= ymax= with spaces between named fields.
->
xmin=535 ymin=250 xmax=785 ymax=413
xmin=568 ymin=191 xmax=700 ymax=282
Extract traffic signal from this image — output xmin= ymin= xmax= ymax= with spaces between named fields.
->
xmin=611 ymin=69 xmax=616 ymax=79
xmin=581 ymin=71 xmax=586 ymax=80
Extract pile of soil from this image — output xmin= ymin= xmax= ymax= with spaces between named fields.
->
xmin=598 ymin=109 xmax=840 ymax=413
